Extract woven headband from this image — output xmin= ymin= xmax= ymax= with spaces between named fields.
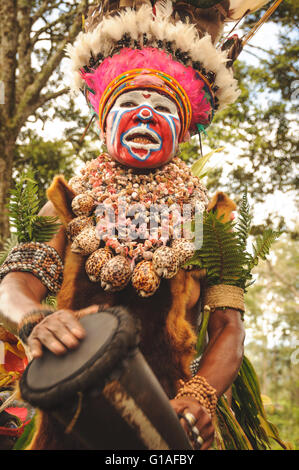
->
xmin=98 ymin=69 xmax=199 ymax=140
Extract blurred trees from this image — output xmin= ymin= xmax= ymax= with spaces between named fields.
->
xmin=180 ymin=0 xmax=298 ymax=237
xmin=0 ymin=0 xmax=95 ymax=247
xmin=244 ymin=232 xmax=299 ymax=448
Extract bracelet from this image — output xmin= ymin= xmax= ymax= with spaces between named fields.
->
xmin=204 ymin=284 xmax=245 ymax=313
xmin=0 ymin=242 xmax=64 ymax=294
xmin=175 ymin=375 xmax=218 ymax=417
xmin=18 ymin=309 xmax=54 ymax=344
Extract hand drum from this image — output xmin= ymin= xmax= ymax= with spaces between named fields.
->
xmin=20 ymin=306 xmax=192 ymax=450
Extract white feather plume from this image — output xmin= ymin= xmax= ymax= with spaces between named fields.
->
xmin=228 ymin=0 xmax=271 ymax=20
xmin=66 ymin=6 xmax=240 ymax=108
xmin=154 ymin=0 xmax=173 ymax=19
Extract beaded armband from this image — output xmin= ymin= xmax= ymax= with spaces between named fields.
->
xmin=0 ymin=242 xmax=64 ymax=294
xmin=175 ymin=375 xmax=218 ymax=417
xmin=18 ymin=309 xmax=55 ymax=344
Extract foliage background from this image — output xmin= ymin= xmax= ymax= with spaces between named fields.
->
xmin=0 ymin=0 xmax=298 ymax=449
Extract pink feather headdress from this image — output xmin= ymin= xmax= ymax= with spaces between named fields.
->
xmin=66 ymin=0 xmax=276 ymax=134
xmin=81 ymin=48 xmax=214 ymax=133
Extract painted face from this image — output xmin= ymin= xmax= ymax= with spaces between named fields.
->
xmin=105 ymin=90 xmax=182 ymax=168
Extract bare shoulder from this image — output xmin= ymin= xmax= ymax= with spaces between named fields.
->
xmin=38 ymin=201 xmax=67 ymax=259
xmin=38 ymin=200 xmax=58 ymax=217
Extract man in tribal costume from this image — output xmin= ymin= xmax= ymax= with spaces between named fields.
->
xmin=0 ymin=1 xmax=277 ymax=450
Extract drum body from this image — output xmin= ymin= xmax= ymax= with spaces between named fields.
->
xmin=20 ymin=306 xmax=192 ymax=450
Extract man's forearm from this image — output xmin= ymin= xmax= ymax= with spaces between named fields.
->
xmin=196 ymin=309 xmax=245 ymax=398
xmin=0 ymin=273 xmax=47 ymax=335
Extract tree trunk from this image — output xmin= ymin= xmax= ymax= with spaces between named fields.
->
xmin=0 ymin=0 xmax=18 ymax=248
xmin=0 ymin=0 xmax=89 ymax=248
xmin=0 ymin=130 xmax=14 ymax=247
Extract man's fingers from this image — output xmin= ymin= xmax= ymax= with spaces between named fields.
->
xmin=179 ymin=416 xmax=190 ymax=435
xmin=75 ymin=304 xmax=99 ymax=319
xmin=58 ymin=311 xmax=86 ymax=340
xmin=28 ymin=337 xmax=43 ymax=359
xmin=171 ymin=398 xmax=215 ymax=450
xmin=196 ymin=422 xmax=215 ymax=450
xmin=29 ymin=326 xmax=67 ymax=356
xmin=190 ymin=411 xmax=214 ymax=450
xmin=44 ymin=317 xmax=82 ymax=349
xmin=27 ymin=305 xmax=104 ymax=358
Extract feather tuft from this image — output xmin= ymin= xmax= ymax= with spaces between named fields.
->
xmin=228 ymin=0 xmax=271 ymax=20
xmin=154 ymin=0 xmax=173 ymax=19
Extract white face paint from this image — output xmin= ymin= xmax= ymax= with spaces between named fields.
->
xmin=114 ymin=89 xmax=179 ymax=117
xmin=105 ymin=89 xmax=181 ymax=168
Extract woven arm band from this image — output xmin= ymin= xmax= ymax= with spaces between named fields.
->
xmin=204 ymin=284 xmax=245 ymax=313
xmin=175 ymin=375 xmax=218 ymax=417
xmin=0 ymin=242 xmax=64 ymax=295
xmin=17 ymin=309 xmax=55 ymax=344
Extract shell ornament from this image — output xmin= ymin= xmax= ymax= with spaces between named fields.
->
xmin=68 ymin=154 xmax=208 ymax=297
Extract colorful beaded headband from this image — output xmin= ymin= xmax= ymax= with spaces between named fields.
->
xmin=98 ymin=68 xmax=196 ymax=140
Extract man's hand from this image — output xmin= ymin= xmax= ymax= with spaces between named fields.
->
xmin=170 ymin=397 xmax=215 ymax=450
xmin=28 ymin=305 xmax=100 ymax=358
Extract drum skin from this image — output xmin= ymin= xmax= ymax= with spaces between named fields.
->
xmin=20 ymin=306 xmax=192 ymax=450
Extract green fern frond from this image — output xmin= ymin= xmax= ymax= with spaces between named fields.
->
xmin=8 ymin=169 xmax=61 ymax=243
xmin=186 ymin=191 xmax=280 ymax=290
xmin=250 ymin=229 xmax=281 ymax=270
xmin=31 ymin=216 xmax=62 ymax=243
xmin=235 ymin=188 xmax=252 ymax=251
xmin=199 ymin=211 xmax=247 ymax=286
xmin=9 ymin=169 xmax=40 ymax=241
xmin=0 ymin=233 xmax=18 ymax=265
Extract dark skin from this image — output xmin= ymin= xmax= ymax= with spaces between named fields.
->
xmin=0 ymin=202 xmax=245 ymax=450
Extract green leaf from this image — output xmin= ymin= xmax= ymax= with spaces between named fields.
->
xmin=235 ymin=189 xmax=252 ymax=250
xmin=31 ymin=216 xmax=61 ymax=243
xmin=7 ymin=168 xmax=61 ymax=243
xmin=188 ymin=193 xmax=281 ymax=290
xmin=43 ymin=295 xmax=57 ymax=308
xmin=215 ymin=395 xmax=254 ymax=450
xmin=195 ymin=211 xmax=248 ymax=286
xmin=0 ymin=233 xmax=18 ymax=265
xmin=13 ymin=416 xmax=37 ymax=450
xmin=191 ymin=147 xmax=225 ymax=179
xmin=230 ymin=356 xmax=289 ymax=449
xmin=250 ymin=229 xmax=281 ymax=270
xmin=195 ymin=305 xmax=210 ymax=356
